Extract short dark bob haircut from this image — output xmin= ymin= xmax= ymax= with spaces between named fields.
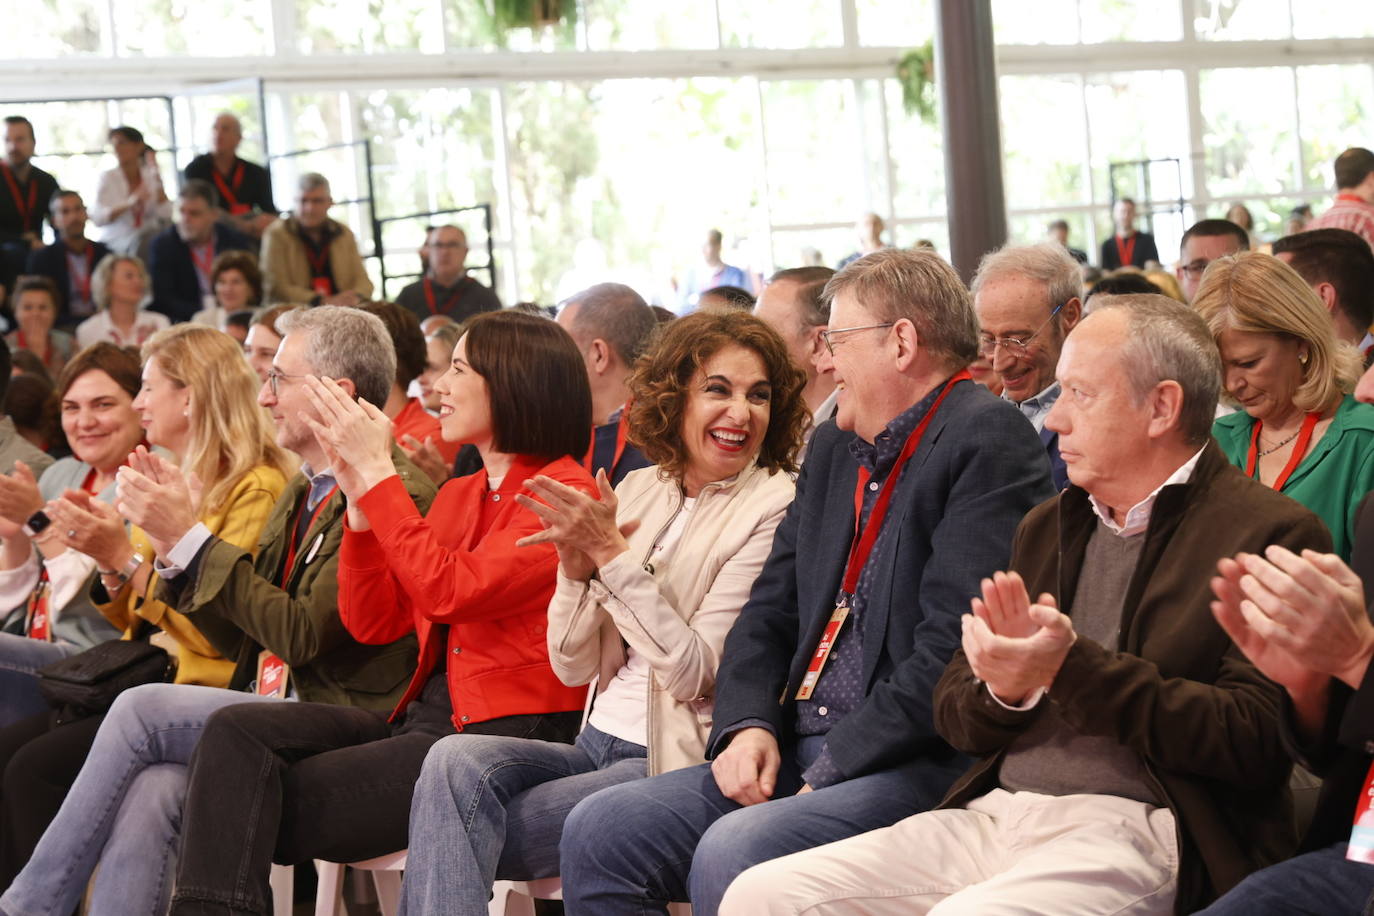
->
xmin=627 ymin=309 xmax=808 ymax=481
xmin=57 ymin=342 xmax=142 ymax=401
xmin=462 ymin=310 xmax=591 ymax=461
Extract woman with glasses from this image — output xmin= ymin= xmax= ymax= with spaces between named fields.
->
xmin=1198 ymin=252 xmax=1374 ymax=560
xmin=396 ymin=310 xmax=806 ymax=914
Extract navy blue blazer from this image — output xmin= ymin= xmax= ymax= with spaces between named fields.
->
xmin=147 ymin=223 xmax=254 ymax=324
xmin=26 ymin=240 xmax=111 ymax=325
xmin=707 ymin=378 xmax=1056 ymax=781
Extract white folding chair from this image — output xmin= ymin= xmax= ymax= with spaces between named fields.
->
xmin=314 ymin=850 xmax=407 ymax=916
xmin=270 ymin=863 xmax=294 ymax=916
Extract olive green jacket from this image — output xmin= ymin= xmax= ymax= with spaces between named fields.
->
xmin=158 ymin=448 xmax=436 ymax=710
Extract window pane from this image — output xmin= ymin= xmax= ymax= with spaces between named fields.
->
xmin=11 ymin=0 xmax=104 ymax=57
xmin=1200 ymin=67 xmax=1299 ymax=198
xmin=296 ymin=0 xmax=443 ymax=54
xmin=999 ymin=75 xmax=1089 ymax=209
xmin=1079 ymin=0 xmax=1182 ymax=42
xmin=444 ymin=0 xmax=579 ymax=51
xmin=1296 ymin=65 xmax=1374 ymax=190
xmin=112 ymin=0 xmax=271 ymax=56
xmin=583 ymin=0 xmax=718 ymax=50
xmin=1293 ymin=0 xmax=1374 ymax=38
xmin=721 ymin=0 xmax=841 ymax=49
xmin=884 ymin=80 xmax=946 ymax=218
xmin=856 ymin=0 xmax=934 ymax=48
xmin=1084 ymin=70 xmax=1189 ymax=205
xmin=1193 ymin=0 xmax=1290 ymax=41
xmin=762 ymin=81 xmax=866 ymax=228
xmin=355 ymin=88 xmax=501 ymax=296
xmin=769 ymin=227 xmax=855 ymax=274
xmin=992 ymin=0 xmax=1080 ymax=45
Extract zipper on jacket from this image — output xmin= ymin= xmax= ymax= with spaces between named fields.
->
xmin=640 ymin=486 xmax=687 ymax=575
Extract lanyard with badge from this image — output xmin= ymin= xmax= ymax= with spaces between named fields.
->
xmin=255 ymin=485 xmax=337 ymax=697
xmin=211 ymin=161 xmax=249 ymax=215
xmin=2 ymin=164 xmax=38 ymax=233
xmin=796 ymin=370 xmax=970 ymax=700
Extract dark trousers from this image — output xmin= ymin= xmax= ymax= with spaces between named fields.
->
xmin=168 ymin=701 xmax=581 ymax=916
xmin=1196 ymin=842 xmax=1374 ymax=915
xmin=0 ymin=711 xmax=104 ymax=887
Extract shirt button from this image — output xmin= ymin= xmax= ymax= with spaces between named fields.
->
xmin=460 ymin=714 xmax=470 ymax=722
xmin=491 ymin=493 xmax=502 ymax=502
xmin=451 ymin=647 xmax=462 ymax=654
xmin=818 ymin=706 xmax=828 ymax=716
xmin=868 ymin=482 xmax=879 ymax=491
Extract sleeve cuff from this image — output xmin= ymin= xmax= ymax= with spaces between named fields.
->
xmin=801 ymin=746 xmax=844 ymax=790
xmin=156 ymin=523 xmax=213 ymax=579
xmin=987 ymin=684 xmax=1046 ymax=711
xmin=354 ymin=474 xmax=417 ymax=544
xmin=707 ymin=718 xmax=776 ymax=758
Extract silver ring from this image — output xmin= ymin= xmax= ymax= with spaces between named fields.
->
xmin=66 ymin=529 xmax=77 ymax=538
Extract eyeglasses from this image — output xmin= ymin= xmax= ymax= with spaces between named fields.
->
xmin=820 ymin=322 xmax=896 ymax=356
xmin=266 ymin=368 xmax=306 ymax=397
xmin=977 ymin=302 xmax=1066 ymax=359
xmin=429 ymin=241 xmax=466 ymax=250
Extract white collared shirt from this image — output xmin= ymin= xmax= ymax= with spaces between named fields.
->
xmin=1088 ymin=447 xmax=1206 ymax=538
xmin=1005 ymin=381 xmax=1061 ymax=433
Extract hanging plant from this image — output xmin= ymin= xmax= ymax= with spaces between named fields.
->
xmin=490 ymin=0 xmax=574 ymax=31
xmin=896 ymin=41 xmax=937 ymax=125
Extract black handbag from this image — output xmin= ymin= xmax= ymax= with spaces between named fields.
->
xmin=37 ymin=639 xmax=173 ymax=722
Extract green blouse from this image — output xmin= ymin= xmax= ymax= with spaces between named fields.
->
xmin=1213 ymin=394 xmax=1374 ymax=561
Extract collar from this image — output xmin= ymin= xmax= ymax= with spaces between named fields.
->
xmin=605 ymin=402 xmax=627 ymax=424
xmin=428 ymin=272 xmax=469 ymax=291
xmin=1088 ymin=446 xmax=1205 ymax=538
xmin=289 ymin=216 xmax=340 ymax=245
xmin=1004 ymin=380 xmax=1060 ymax=430
xmin=812 ymin=386 xmax=840 ymax=427
xmin=298 ymin=462 xmax=338 ymax=510
xmin=848 ymin=377 xmax=950 ymax=476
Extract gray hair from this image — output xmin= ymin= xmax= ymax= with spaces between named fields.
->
xmin=1088 ymin=293 xmax=1221 ymax=446
xmin=179 ymin=178 xmax=218 ymax=209
xmin=768 ymin=266 xmax=836 ymax=328
xmin=970 ymin=242 xmax=1082 ymax=320
xmin=297 ymin=172 xmax=330 ymax=195
xmin=90 ymin=254 xmax=149 ymax=311
xmin=276 ymin=306 xmax=394 ymax=408
xmin=823 ymin=248 xmax=978 ymax=369
xmin=561 ymin=283 xmax=656 ymax=365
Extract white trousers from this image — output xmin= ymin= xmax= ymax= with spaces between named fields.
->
xmin=719 ymin=789 xmax=1179 ymax=916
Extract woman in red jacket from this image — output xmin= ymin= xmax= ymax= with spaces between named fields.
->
xmin=164 ymin=310 xmax=595 ymax=916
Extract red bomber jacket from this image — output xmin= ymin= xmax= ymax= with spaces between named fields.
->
xmin=339 ymin=453 xmax=594 ymax=730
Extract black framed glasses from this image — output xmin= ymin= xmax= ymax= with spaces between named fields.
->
xmin=266 ymin=368 xmax=307 ymax=397
xmin=977 ymin=301 xmax=1066 ymax=359
xmin=820 ymin=322 xmax=896 ymax=356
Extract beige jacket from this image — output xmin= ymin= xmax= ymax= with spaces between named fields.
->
xmin=548 ymin=462 xmax=794 ymax=776
xmin=260 ymin=216 xmax=373 ymax=304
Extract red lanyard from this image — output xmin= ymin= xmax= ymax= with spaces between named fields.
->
xmin=582 ymin=408 xmax=630 ymax=476
xmin=302 ymin=237 xmax=331 ymax=286
xmin=211 ymin=161 xmax=246 ymax=214
xmin=280 ymin=485 xmax=338 ymax=586
xmin=68 ymin=245 xmax=95 ymax=305
xmin=840 ymin=371 xmax=968 ymax=595
xmin=1114 ymin=233 xmax=1136 ymax=267
xmin=1337 ymin=193 xmax=1366 ymax=205
xmin=190 ymin=240 xmax=215 ymax=288
xmin=15 ymin=330 xmax=56 ymax=370
xmin=423 ymin=277 xmax=470 ymax=316
xmin=2 ymin=164 xmax=38 ymax=233
xmin=1245 ymin=411 xmax=1320 ymax=492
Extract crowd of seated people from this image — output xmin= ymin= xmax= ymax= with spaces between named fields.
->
xmin=0 ymin=109 xmax=1371 ymax=916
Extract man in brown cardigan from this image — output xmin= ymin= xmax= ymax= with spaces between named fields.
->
xmin=260 ymin=172 xmax=372 ymax=306
xmin=719 ymin=294 xmax=1331 ymax=916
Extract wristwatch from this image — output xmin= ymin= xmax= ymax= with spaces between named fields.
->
xmin=98 ymin=551 xmax=146 ymax=587
xmin=21 ymin=510 xmax=51 ymax=539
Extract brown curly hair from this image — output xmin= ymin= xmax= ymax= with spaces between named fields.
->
xmin=627 ymin=310 xmax=808 ymax=480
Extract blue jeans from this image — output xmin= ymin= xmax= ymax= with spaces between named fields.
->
xmin=400 ymin=724 xmax=647 ymax=916
xmin=0 ymin=633 xmax=79 ymax=728
xmin=0 ymin=683 xmax=280 ymax=916
xmin=558 ymin=735 xmax=967 ymax=916
xmin=1196 ymin=842 xmax=1374 ymax=915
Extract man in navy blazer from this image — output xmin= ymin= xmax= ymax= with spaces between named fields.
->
xmin=25 ymin=190 xmax=109 ymax=327
xmin=559 ymin=249 xmax=1055 ymax=915
xmin=147 ymin=179 xmax=253 ymax=323
xmin=972 ymin=241 xmax=1083 ymax=491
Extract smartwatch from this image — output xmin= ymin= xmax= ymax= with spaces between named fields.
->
xmin=21 ymin=510 xmax=51 ymax=539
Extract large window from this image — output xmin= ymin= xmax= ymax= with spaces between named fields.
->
xmin=10 ymin=0 xmax=1371 ymax=299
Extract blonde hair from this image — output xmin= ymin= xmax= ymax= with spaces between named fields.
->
xmin=1143 ymin=269 xmax=1184 ymax=302
xmin=1193 ymin=252 xmax=1362 ymax=412
xmin=91 ymin=254 xmax=149 ymax=311
xmin=141 ymin=325 xmax=297 ymax=515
